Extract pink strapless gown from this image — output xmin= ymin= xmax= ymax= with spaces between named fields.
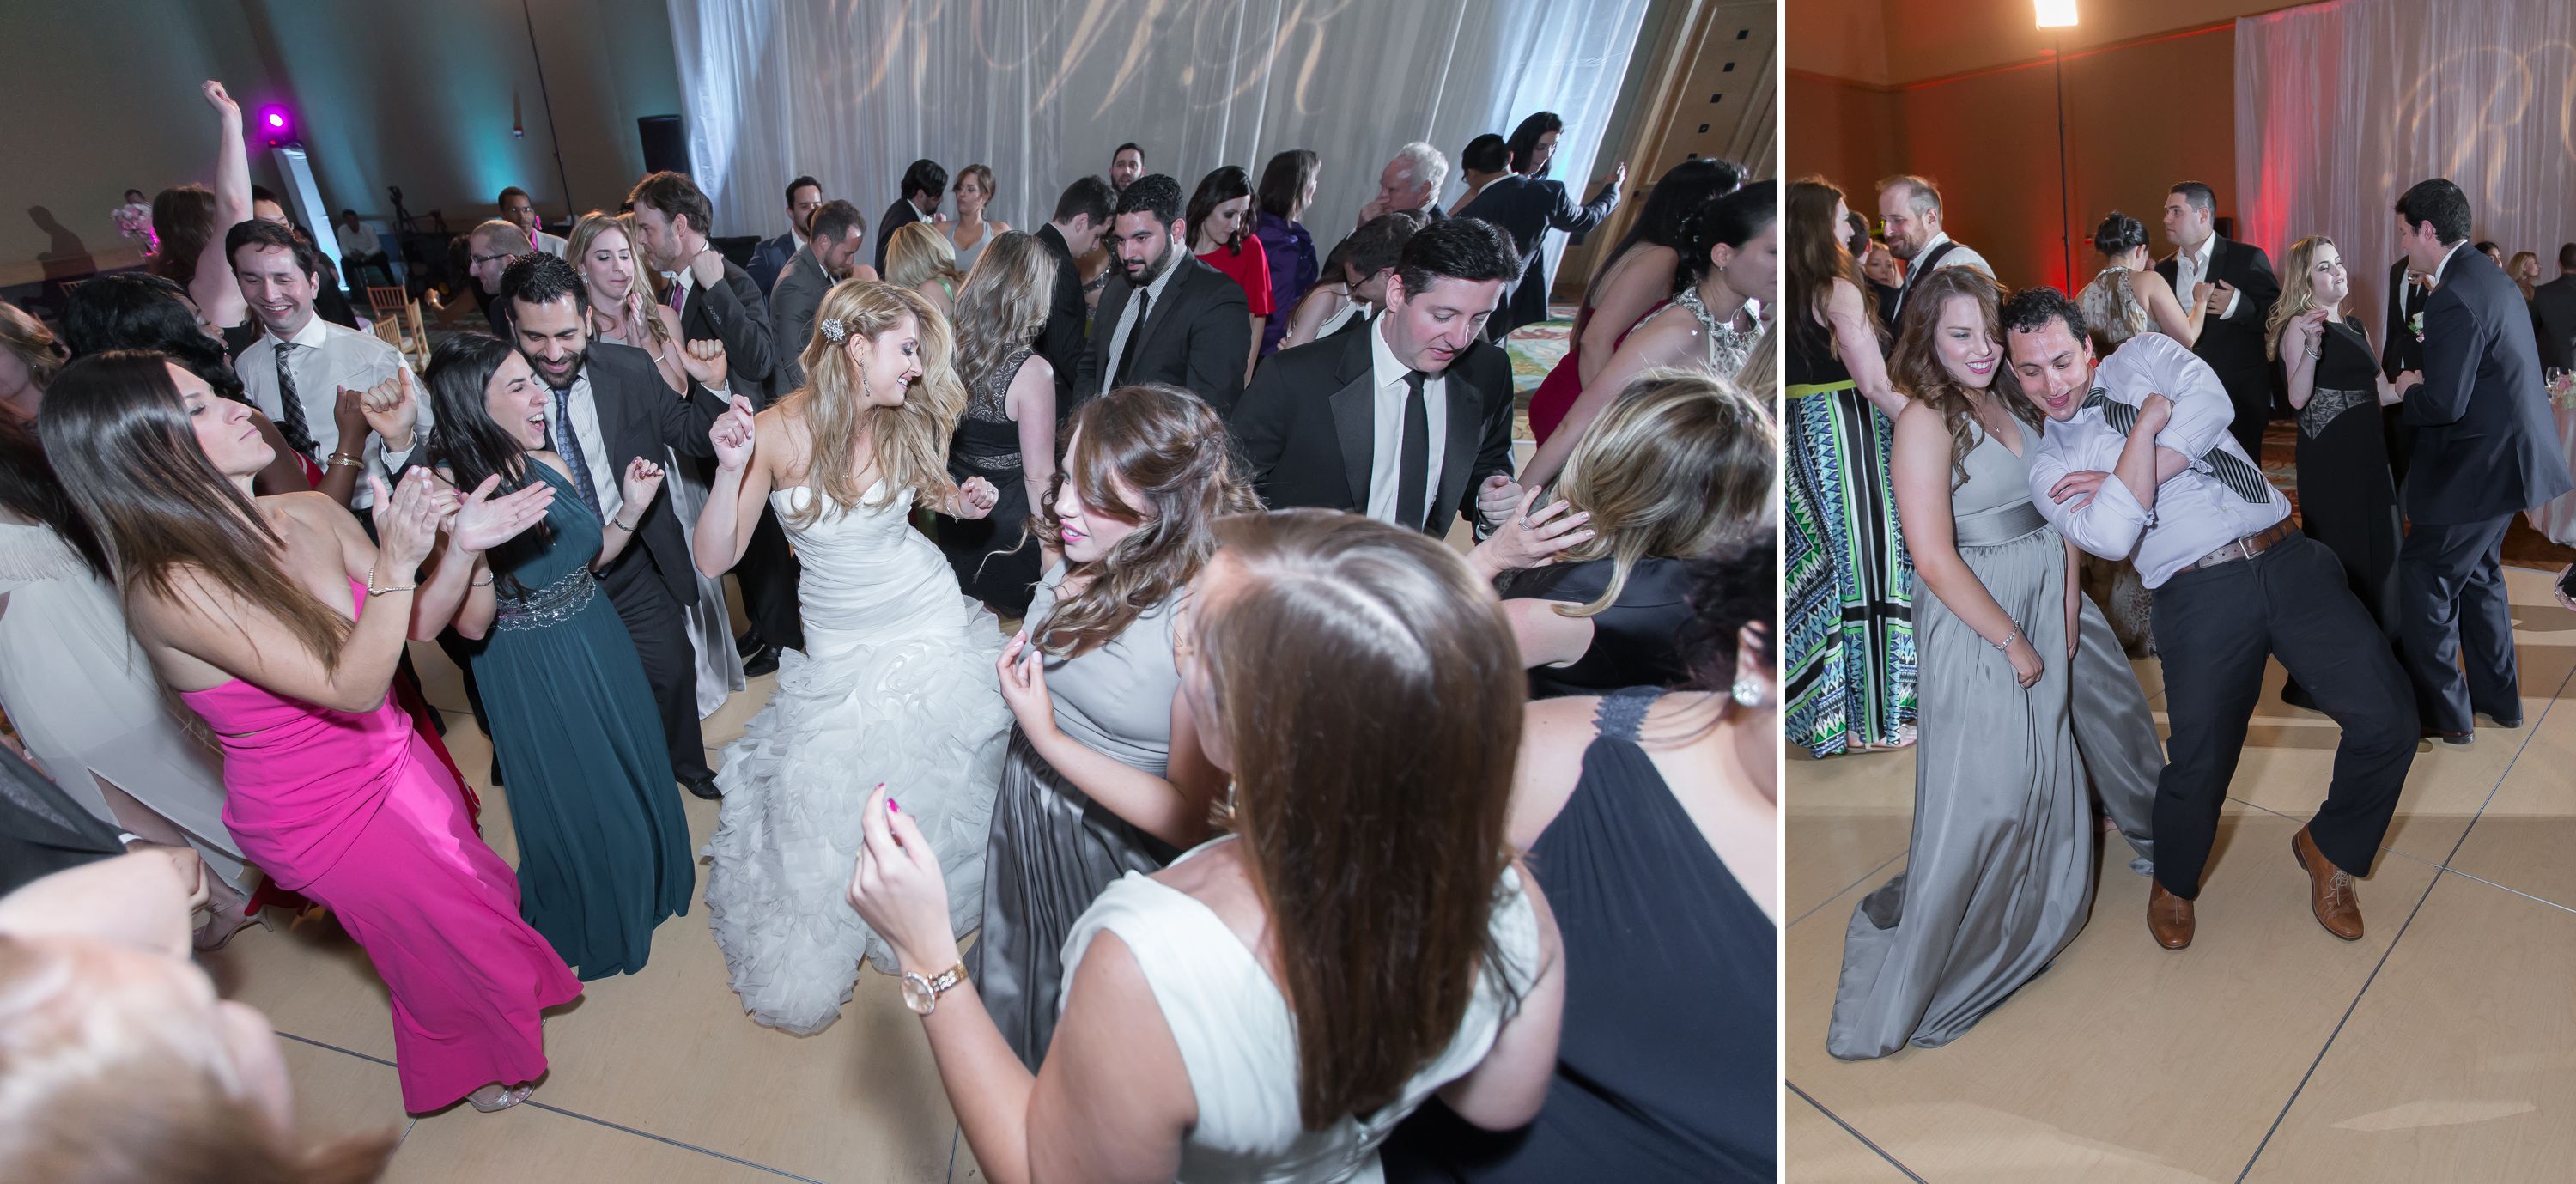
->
xmin=1527 ymin=300 xmax=1669 ymax=446
xmin=180 ymin=582 xmax=580 ymax=1113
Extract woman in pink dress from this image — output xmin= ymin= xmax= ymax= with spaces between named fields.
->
xmin=39 ymin=349 xmax=574 ymax=1115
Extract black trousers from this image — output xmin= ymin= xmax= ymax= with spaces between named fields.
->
xmin=598 ymin=554 xmax=712 ymax=783
xmin=733 ymin=504 xmax=805 ymax=653
xmin=2397 ymin=513 xmax=2520 ymax=732
xmin=2148 ymin=534 xmax=2416 ymax=898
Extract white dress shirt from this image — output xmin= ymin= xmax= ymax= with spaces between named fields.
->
xmin=2172 ymin=234 xmax=2241 ymax=319
xmin=334 ymin=222 xmax=379 ymax=259
xmin=1100 ymin=252 xmax=1184 ymax=398
xmin=235 ymin=314 xmax=428 ymax=508
xmin=2026 ymin=332 xmax=2289 ymax=588
xmin=543 ymin=365 xmax=623 ymax=526
xmin=1364 ymin=317 xmax=1449 ymax=529
xmin=2431 ymin=239 xmax=2470 ymax=286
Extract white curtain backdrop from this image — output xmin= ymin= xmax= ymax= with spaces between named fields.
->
xmin=665 ymin=0 xmax=1650 ymax=278
xmin=2235 ymin=0 xmax=2576 ymax=321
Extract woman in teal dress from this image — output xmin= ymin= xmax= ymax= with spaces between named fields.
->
xmin=422 ymin=332 xmax=691 ymax=979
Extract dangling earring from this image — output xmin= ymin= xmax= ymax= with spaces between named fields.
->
xmin=1732 ymin=677 xmax=1765 ymax=709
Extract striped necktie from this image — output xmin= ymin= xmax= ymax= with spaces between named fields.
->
xmin=2082 ymin=389 xmax=2269 ymax=503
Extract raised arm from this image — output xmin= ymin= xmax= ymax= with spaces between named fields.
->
xmin=192 ymin=82 xmax=252 ymax=331
xmin=2281 ymin=309 xmax=2324 ymax=410
xmin=592 ymin=458 xmax=664 ymax=572
xmin=1890 ymin=404 xmax=2045 ymax=685
xmin=693 ymin=398 xmax=779 ymax=576
xmin=2140 ymin=335 xmax=2238 ymax=457
xmin=1576 ymin=245 xmax=1677 ymax=387
xmin=2138 ymin=270 xmax=2202 ymax=349
xmin=1828 ymin=278 xmax=1906 ymax=420
xmin=1548 ymin=166 xmax=1624 ymax=235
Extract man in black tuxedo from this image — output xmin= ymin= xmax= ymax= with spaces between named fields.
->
xmin=2380 ymin=256 xmax=2434 ymax=483
xmin=1231 ymin=216 xmax=1527 ymax=538
xmin=769 ymin=200 xmax=870 ymax=392
xmin=2390 ymin=178 xmax=2576 ymax=742
xmin=2527 ymin=243 xmax=2576 ymax=373
xmin=1033 ymin=176 xmax=1114 ymax=410
xmin=2157 ymin=181 xmax=2282 ymax=462
xmin=749 ymin=174 xmax=826 ymax=298
xmin=629 ymin=170 xmax=800 ymax=674
xmin=1452 ymin=134 xmax=1623 ymax=340
xmin=1077 ymin=173 xmax=1252 ymax=414
xmin=500 ymin=254 xmax=737 ymax=798
xmin=874 ymin=159 xmax=946 ymax=278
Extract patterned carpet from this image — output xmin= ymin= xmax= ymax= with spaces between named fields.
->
xmin=1502 ymin=306 xmax=1578 ymax=443
xmin=2255 ymin=419 xmax=2571 ymax=571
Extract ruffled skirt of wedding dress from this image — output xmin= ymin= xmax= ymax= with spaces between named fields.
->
xmin=704 ymin=599 xmax=1009 ymax=1035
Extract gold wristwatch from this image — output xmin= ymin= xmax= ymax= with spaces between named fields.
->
xmin=902 ymin=962 xmax=967 ymax=1016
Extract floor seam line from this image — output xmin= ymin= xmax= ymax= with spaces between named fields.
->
xmin=2431 ymin=654 xmax=2573 ymax=873
xmin=276 ymin=1030 xmax=398 ymax=1069
xmin=515 ymin=1101 xmax=834 ymax=1183
xmin=948 ymin=1121 xmax=962 ymax=1181
xmin=1789 ymin=1082 xmax=1930 ymax=1184
xmin=1789 ymin=848 xmax=1906 ymax=930
xmin=2437 ymin=865 xmax=2576 ymax=915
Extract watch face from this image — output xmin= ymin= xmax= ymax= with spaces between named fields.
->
xmin=901 ymin=973 xmax=934 ymax=1015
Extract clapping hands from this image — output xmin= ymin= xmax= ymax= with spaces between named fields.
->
xmin=447 ymin=473 xmax=556 ymax=555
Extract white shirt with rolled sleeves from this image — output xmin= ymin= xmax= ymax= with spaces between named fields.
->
xmin=236 ymin=314 xmax=430 ymax=509
xmin=2025 ymin=332 xmax=2289 ymax=588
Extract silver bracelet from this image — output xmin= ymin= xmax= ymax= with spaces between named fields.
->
xmin=1990 ymin=627 xmax=2020 ymax=651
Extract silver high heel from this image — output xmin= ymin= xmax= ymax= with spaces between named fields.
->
xmin=467 ymin=1083 xmax=535 ymax=1113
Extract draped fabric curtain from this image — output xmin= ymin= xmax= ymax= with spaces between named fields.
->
xmin=2235 ymin=0 xmax=2576 ymax=323
xmin=665 ymin=0 xmax=1649 ymax=274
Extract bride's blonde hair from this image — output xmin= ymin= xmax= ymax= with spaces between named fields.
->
xmin=780 ymin=279 xmax=966 ymax=525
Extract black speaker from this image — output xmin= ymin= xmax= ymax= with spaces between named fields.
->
xmin=638 ymin=116 xmax=689 ymax=177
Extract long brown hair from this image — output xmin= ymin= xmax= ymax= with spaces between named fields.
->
xmin=39 ymin=351 xmax=353 ymax=670
xmin=1539 ymin=370 xmax=1771 ymax=616
xmin=1888 ymin=266 xmax=2037 ymax=488
xmin=1786 ymin=177 xmax=1880 ymax=358
xmin=1199 ymin=510 xmax=1524 ymax=1131
xmin=148 ymin=185 xmax=216 ymax=287
xmin=951 ymin=231 xmax=1058 ymax=393
xmin=1033 ymin=385 xmax=1258 ymax=657
xmin=781 ymin=280 xmax=966 ymax=524
xmin=0 ymin=935 xmax=398 ymax=1183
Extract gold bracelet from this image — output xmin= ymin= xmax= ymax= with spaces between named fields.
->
xmin=364 ymin=574 xmax=416 ymax=597
xmin=328 ymin=452 xmax=365 ymax=469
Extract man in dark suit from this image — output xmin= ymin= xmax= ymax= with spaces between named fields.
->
xmin=1232 ymin=217 xmax=1527 ymax=538
xmin=768 ymin=200 xmax=869 ymax=392
xmin=748 ymin=174 xmax=826 ymax=298
xmin=1033 ymin=176 xmax=1114 ymax=410
xmin=2391 ymin=178 xmax=2576 ymax=742
xmin=2380 ymin=257 xmax=2433 ymax=484
xmin=1453 ymin=135 xmax=1623 ymax=340
xmin=874 ymin=159 xmax=947 ymax=278
xmin=2157 ymin=181 xmax=2283 ymax=462
xmin=628 ymin=170 xmax=799 ymax=674
xmin=500 ymin=254 xmax=736 ymax=798
xmin=1076 ymin=174 xmax=1252 ymax=414
xmin=2527 ymin=243 xmax=2576 ymax=373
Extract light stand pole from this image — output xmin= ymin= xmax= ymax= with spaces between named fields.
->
xmin=2054 ymin=32 xmax=2073 ymax=286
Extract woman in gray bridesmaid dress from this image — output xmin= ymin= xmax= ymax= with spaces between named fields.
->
xmin=1828 ymin=269 xmax=2162 ymax=1060
xmin=972 ymin=383 xmax=1254 ymax=1069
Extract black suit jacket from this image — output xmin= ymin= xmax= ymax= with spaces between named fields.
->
xmin=1230 ymin=322 xmax=1515 ymax=536
xmin=748 ymin=230 xmax=798 ymax=297
xmin=767 ymin=244 xmax=831 ymax=393
xmin=1077 ymin=254 xmax=1251 ymax=414
xmin=2401 ymin=246 xmax=2575 ymax=524
xmin=676 ymin=258 xmax=775 ymax=406
xmin=574 ymin=341 xmax=729 ymax=607
xmin=1454 ymin=174 xmax=1619 ymax=337
xmin=1032 ymin=223 xmax=1088 ymax=409
xmin=2157 ymin=236 xmax=2281 ymax=417
xmin=875 ymin=198 xmax=923 ymax=276
xmin=2383 ymin=258 xmax=2430 ymax=381
xmin=2527 ymin=273 xmax=2576 ymax=374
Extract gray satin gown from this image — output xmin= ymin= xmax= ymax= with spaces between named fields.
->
xmin=1826 ymin=422 xmax=2162 ymax=1060
xmin=971 ymin=566 xmax=1184 ymax=1069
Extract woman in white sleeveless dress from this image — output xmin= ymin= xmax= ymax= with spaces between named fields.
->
xmin=849 ymin=510 xmax=1565 ymax=1184
xmin=692 ymin=278 xmax=1011 ymax=1035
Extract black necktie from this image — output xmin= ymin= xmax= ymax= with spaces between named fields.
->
xmin=272 ymin=342 xmax=318 ymax=459
xmin=1396 ymin=369 xmax=1431 ymax=531
xmin=2082 ymin=388 xmax=2269 ymax=503
xmin=1113 ymin=288 xmax=1151 ymax=390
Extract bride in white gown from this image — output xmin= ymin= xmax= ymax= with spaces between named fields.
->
xmin=692 ymin=278 xmax=1011 ymax=1035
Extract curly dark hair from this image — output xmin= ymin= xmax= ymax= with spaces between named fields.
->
xmin=1678 ymin=537 xmax=1773 ymax=695
xmin=1997 ymin=284 xmax=2091 ymax=348
xmin=59 ymin=274 xmax=249 ymax=407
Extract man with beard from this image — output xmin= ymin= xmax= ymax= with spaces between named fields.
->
xmin=498 ymin=253 xmax=738 ymax=799
xmin=1874 ymin=174 xmax=1992 ymax=331
xmin=1075 ymin=173 xmax=1253 ymax=413
xmin=768 ymin=200 xmax=873 ymax=392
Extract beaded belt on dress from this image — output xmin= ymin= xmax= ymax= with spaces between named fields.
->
xmin=494 ymin=568 xmax=598 ymax=631
xmin=955 ymin=450 xmax=1021 ymax=474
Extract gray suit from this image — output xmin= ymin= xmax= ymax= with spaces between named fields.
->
xmin=769 ymin=244 xmax=833 ymax=393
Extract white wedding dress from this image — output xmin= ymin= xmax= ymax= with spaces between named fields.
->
xmin=705 ymin=481 xmax=1009 ymax=1035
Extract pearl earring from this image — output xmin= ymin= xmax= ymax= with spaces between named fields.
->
xmin=1731 ymin=677 xmax=1765 ymax=709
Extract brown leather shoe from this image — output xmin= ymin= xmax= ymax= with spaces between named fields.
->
xmin=2148 ymin=881 xmax=2194 ymax=950
xmin=2291 ymin=828 xmax=2364 ymax=940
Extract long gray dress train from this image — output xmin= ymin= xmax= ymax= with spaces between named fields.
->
xmin=1826 ymin=423 xmax=2161 ymax=1060
xmin=971 ymin=564 xmax=1184 ymax=1069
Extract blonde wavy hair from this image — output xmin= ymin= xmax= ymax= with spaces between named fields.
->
xmin=1540 ymin=369 xmax=1774 ymax=617
xmin=885 ymin=221 xmax=965 ymax=294
xmin=0 ymin=934 xmax=397 ymax=1182
xmin=0 ymin=301 xmax=64 ymax=395
xmin=952 ymin=231 xmax=1058 ymax=392
xmin=781 ymin=279 xmax=966 ymax=524
xmin=2265 ymin=234 xmax=2337 ymax=361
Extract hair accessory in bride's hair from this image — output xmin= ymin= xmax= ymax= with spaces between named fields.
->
xmin=820 ymin=317 xmax=848 ymax=343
